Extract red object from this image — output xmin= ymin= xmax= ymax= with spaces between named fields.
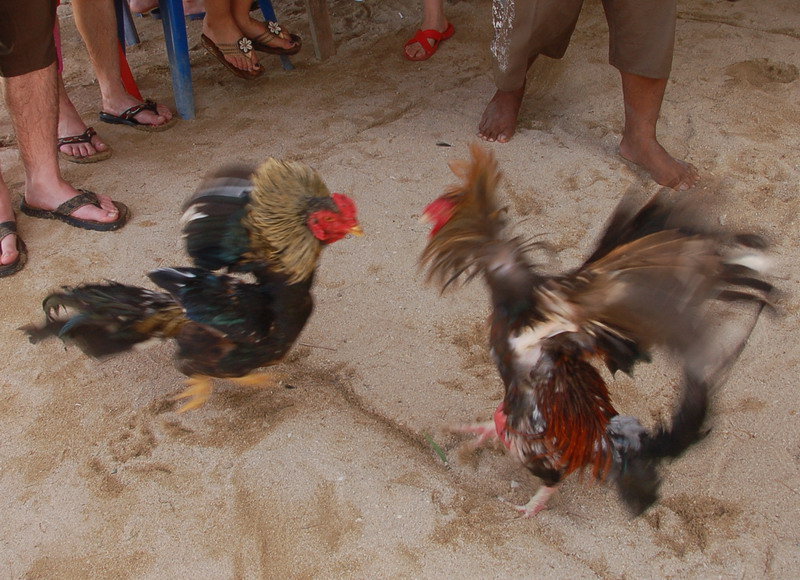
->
xmin=118 ymin=42 xmax=143 ymax=100
xmin=403 ymin=22 xmax=455 ymax=61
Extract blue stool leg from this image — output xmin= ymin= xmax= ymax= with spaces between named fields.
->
xmin=256 ymin=0 xmax=294 ymax=71
xmin=159 ymin=0 xmax=195 ymax=119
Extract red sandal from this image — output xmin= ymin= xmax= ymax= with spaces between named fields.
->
xmin=403 ymin=22 xmax=455 ymax=61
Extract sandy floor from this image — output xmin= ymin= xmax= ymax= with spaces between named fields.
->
xmin=1 ymin=0 xmax=799 ymax=577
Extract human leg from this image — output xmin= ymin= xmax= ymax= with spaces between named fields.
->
xmin=403 ymin=0 xmax=452 ymax=61
xmin=4 ymin=62 xmax=122 ymax=224
xmin=72 ymin=0 xmax=173 ymax=127
xmin=479 ymin=0 xmax=583 ymax=142
xmin=618 ymin=72 xmax=698 ymax=190
xmin=605 ymin=0 xmax=698 ymax=189
xmin=57 ymin=72 xmax=111 ymax=162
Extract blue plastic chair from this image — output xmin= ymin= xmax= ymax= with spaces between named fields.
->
xmin=116 ymin=0 xmax=291 ymax=120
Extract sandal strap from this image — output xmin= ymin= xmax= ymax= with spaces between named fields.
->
xmin=216 ymin=37 xmax=255 ymax=57
xmin=58 ymin=127 xmax=97 ymax=147
xmin=0 ymin=220 xmax=17 ymax=239
xmin=253 ymin=30 xmax=278 ymax=45
xmin=54 ymin=189 xmax=101 ymax=216
xmin=117 ymin=100 xmax=158 ymax=121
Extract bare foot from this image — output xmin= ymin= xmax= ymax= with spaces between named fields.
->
xmin=478 ymin=86 xmax=525 ymax=143
xmin=101 ymin=94 xmax=174 ymax=129
xmin=619 ymin=135 xmax=699 ymax=190
xmin=25 ymin=181 xmax=121 ymax=225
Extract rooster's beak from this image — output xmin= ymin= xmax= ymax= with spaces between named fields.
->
xmin=349 ymin=225 xmax=365 ymax=237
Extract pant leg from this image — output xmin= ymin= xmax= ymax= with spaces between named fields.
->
xmin=602 ymin=0 xmax=677 ymax=79
xmin=492 ymin=0 xmax=585 ymax=92
xmin=0 ymin=0 xmax=58 ymax=77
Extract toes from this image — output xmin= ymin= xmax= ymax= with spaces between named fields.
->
xmin=0 ymin=234 xmax=19 ymax=265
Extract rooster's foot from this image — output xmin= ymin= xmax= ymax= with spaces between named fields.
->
xmin=229 ymin=371 xmax=285 ymax=388
xmin=501 ymin=485 xmax=557 ymax=518
xmin=449 ymin=421 xmax=498 ymax=449
xmin=171 ymin=375 xmax=214 ymax=413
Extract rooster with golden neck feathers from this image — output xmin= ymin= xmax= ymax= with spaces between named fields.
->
xmin=24 ymin=159 xmax=362 ymax=412
xmin=420 ymin=144 xmax=773 ymax=516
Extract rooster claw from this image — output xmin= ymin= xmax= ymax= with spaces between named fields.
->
xmin=171 ymin=375 xmax=214 ymax=413
xmin=499 ymin=485 xmax=557 ymax=518
xmin=447 ymin=421 xmax=498 ymax=448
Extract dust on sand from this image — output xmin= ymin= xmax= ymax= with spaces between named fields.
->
xmin=1 ymin=0 xmax=799 ymax=577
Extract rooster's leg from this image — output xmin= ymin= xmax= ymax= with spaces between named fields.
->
xmin=449 ymin=421 xmax=499 ymax=448
xmin=502 ymin=485 xmax=558 ymax=518
xmin=229 ymin=370 xmax=285 ymax=388
xmin=171 ymin=375 xmax=214 ymax=413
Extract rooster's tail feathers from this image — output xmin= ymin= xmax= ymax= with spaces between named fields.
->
xmin=21 ymin=282 xmax=182 ymax=358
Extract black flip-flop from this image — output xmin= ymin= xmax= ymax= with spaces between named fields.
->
xmin=20 ymin=190 xmax=130 ymax=232
xmin=0 ymin=221 xmax=27 ymax=278
xmin=99 ymin=100 xmax=177 ymax=132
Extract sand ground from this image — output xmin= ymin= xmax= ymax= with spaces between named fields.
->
xmin=1 ymin=0 xmax=799 ymax=577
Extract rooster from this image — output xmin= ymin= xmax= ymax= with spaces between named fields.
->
xmin=420 ymin=144 xmax=773 ymax=516
xmin=24 ymin=159 xmax=362 ymax=412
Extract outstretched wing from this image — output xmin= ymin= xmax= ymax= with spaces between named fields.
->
xmin=562 ymin=190 xmax=773 ymax=373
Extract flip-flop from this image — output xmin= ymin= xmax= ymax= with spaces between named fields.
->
xmin=57 ymin=127 xmax=113 ymax=164
xmin=99 ymin=100 xmax=178 ymax=132
xmin=20 ymin=190 xmax=130 ymax=232
xmin=201 ymin=34 xmax=263 ymax=80
xmin=250 ymin=21 xmax=301 ymax=55
xmin=403 ymin=22 xmax=455 ymax=61
xmin=0 ymin=221 xmax=27 ymax=278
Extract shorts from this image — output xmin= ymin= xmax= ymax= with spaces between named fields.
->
xmin=0 ymin=0 xmax=58 ymax=78
xmin=492 ymin=0 xmax=677 ymax=91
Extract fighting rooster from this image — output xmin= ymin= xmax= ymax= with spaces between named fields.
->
xmin=25 ymin=159 xmax=362 ymax=412
xmin=420 ymin=144 xmax=772 ymax=516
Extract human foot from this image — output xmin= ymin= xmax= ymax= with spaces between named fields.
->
xmin=0 ymin=194 xmax=22 ymax=271
xmin=58 ymin=81 xmax=111 ymax=161
xmin=0 ymin=220 xmax=26 ymax=276
xmin=403 ymin=21 xmax=454 ymax=61
xmin=58 ymin=128 xmax=111 ymax=163
xmin=478 ymin=86 xmax=525 ymax=143
xmin=241 ymin=18 xmax=301 ymax=54
xmin=619 ymin=136 xmax=699 ymax=190
xmin=23 ymin=183 xmax=125 ymax=228
xmin=100 ymin=94 xmax=175 ymax=130
xmin=202 ymin=22 xmax=262 ymax=77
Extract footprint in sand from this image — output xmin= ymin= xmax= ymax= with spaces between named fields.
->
xmin=725 ymin=58 xmax=799 ymax=89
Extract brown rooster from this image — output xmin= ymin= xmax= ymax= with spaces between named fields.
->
xmin=420 ymin=144 xmax=773 ymax=516
xmin=24 ymin=159 xmax=362 ymax=412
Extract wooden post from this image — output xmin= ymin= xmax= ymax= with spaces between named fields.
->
xmin=304 ymin=0 xmax=335 ymax=60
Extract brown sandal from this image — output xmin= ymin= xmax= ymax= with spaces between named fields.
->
xmin=201 ymin=34 xmax=263 ymax=80
xmin=250 ymin=21 xmax=301 ymax=55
